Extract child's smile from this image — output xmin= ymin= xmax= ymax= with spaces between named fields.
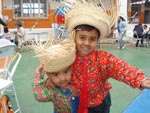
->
xmin=75 ymin=30 xmax=99 ymax=56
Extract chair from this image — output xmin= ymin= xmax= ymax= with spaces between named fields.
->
xmin=0 ymin=39 xmax=16 ymax=79
xmin=0 ymin=40 xmax=22 ymax=113
xmin=0 ymin=39 xmax=11 ymax=45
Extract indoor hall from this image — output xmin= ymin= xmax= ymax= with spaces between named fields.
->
xmin=12 ymin=45 xmax=150 ymax=113
xmin=1 ymin=0 xmax=150 ymax=113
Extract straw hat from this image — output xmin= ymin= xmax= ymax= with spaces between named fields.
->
xmin=31 ymin=37 xmax=76 ymax=72
xmin=62 ymin=0 xmax=119 ymax=37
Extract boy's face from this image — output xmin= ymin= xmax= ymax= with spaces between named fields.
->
xmin=46 ymin=67 xmax=72 ymax=88
xmin=75 ymin=29 xmax=99 ymax=56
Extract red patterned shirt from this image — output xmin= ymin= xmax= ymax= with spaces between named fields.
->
xmin=71 ymin=50 xmax=145 ymax=108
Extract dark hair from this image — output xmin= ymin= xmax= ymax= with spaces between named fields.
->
xmin=119 ymin=16 xmax=126 ymax=21
xmin=74 ymin=24 xmax=101 ymax=38
xmin=15 ymin=21 xmax=22 ymax=27
xmin=4 ymin=26 xmax=9 ymax=33
xmin=144 ymin=25 xmax=147 ymax=28
xmin=0 ymin=18 xmax=7 ymax=26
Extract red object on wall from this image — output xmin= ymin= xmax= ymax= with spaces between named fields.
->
xmin=57 ymin=15 xmax=65 ymax=25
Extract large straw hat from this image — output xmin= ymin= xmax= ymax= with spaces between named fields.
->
xmin=62 ymin=0 xmax=119 ymax=37
xmin=31 ymin=37 xmax=76 ymax=72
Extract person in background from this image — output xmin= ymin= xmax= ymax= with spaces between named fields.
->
xmin=143 ymin=25 xmax=148 ymax=46
xmin=14 ymin=21 xmax=25 ymax=50
xmin=146 ymin=27 xmax=150 ymax=46
xmin=32 ymin=37 xmax=79 ymax=113
xmin=0 ymin=18 xmax=7 ymax=27
xmin=117 ymin=16 xmax=127 ymax=49
xmin=133 ymin=23 xmax=144 ymax=47
xmin=143 ymin=25 xmax=148 ymax=35
xmin=0 ymin=18 xmax=9 ymax=38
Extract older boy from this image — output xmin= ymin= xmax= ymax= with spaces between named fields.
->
xmin=36 ymin=0 xmax=150 ymax=113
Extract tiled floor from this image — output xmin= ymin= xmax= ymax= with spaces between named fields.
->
xmin=11 ymin=45 xmax=150 ymax=113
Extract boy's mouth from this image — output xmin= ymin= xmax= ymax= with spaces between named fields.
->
xmin=82 ymin=47 xmax=91 ymax=53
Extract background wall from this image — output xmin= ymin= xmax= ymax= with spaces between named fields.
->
xmin=119 ymin=0 xmax=127 ymax=21
xmin=2 ymin=0 xmax=61 ymax=29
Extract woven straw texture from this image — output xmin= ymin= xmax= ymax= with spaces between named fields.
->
xmin=31 ymin=37 xmax=76 ymax=72
xmin=61 ymin=0 xmax=119 ymax=37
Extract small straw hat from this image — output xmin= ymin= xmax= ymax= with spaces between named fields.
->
xmin=31 ymin=37 xmax=76 ymax=72
xmin=62 ymin=0 xmax=119 ymax=38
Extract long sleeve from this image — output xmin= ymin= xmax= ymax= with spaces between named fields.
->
xmin=0 ymin=18 xmax=7 ymax=26
xmin=71 ymin=50 xmax=146 ymax=108
xmin=32 ymin=73 xmax=55 ymax=102
xmin=100 ymin=51 xmax=146 ymax=89
xmin=16 ymin=27 xmax=25 ymax=38
xmin=119 ymin=21 xmax=127 ymax=33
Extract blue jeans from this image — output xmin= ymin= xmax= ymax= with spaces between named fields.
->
xmin=118 ymin=31 xmax=126 ymax=48
xmin=88 ymin=92 xmax=111 ymax=113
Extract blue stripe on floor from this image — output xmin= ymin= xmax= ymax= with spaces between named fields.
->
xmin=122 ymin=89 xmax=150 ymax=113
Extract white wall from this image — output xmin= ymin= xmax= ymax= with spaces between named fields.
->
xmin=119 ymin=0 xmax=127 ymax=21
xmin=0 ymin=0 xmax=2 ymax=34
xmin=3 ymin=0 xmax=13 ymax=9
xmin=49 ymin=1 xmax=63 ymax=9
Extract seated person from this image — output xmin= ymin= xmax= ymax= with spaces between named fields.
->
xmin=143 ymin=25 xmax=148 ymax=40
xmin=146 ymin=27 xmax=150 ymax=46
xmin=133 ymin=24 xmax=144 ymax=47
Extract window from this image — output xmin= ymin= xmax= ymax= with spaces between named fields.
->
xmin=145 ymin=0 xmax=150 ymax=6
xmin=14 ymin=0 xmax=48 ymax=18
xmin=130 ymin=0 xmax=142 ymax=23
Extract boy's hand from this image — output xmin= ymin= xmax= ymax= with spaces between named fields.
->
xmin=36 ymin=64 xmax=55 ymax=89
xmin=140 ymin=78 xmax=150 ymax=88
xmin=13 ymin=31 xmax=17 ymax=34
xmin=45 ymin=77 xmax=55 ymax=90
xmin=36 ymin=64 xmax=45 ymax=75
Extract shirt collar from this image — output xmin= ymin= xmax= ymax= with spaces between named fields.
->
xmin=76 ymin=50 xmax=98 ymax=62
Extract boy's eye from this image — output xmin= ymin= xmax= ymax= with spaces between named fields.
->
xmin=79 ymin=36 xmax=85 ymax=40
xmin=64 ymin=69 xmax=71 ymax=74
xmin=64 ymin=70 xmax=69 ymax=74
xmin=90 ymin=38 xmax=97 ymax=42
xmin=51 ymin=73 xmax=58 ymax=76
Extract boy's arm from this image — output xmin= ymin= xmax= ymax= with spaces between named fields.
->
xmin=32 ymin=72 xmax=54 ymax=102
xmin=0 ymin=18 xmax=7 ymax=26
xmin=102 ymin=52 xmax=146 ymax=89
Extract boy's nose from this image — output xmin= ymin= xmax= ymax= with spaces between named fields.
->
xmin=84 ymin=39 xmax=90 ymax=45
xmin=60 ymin=74 xmax=66 ymax=81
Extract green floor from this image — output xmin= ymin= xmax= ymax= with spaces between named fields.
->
xmin=12 ymin=46 xmax=150 ymax=113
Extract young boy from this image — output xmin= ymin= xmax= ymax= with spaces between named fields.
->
xmin=13 ymin=21 xmax=25 ymax=50
xmin=36 ymin=0 xmax=150 ymax=113
xmin=32 ymin=38 xmax=79 ymax=113
xmin=63 ymin=0 xmax=150 ymax=113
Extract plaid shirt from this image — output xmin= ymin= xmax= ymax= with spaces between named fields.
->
xmin=32 ymin=73 xmax=79 ymax=113
xmin=71 ymin=50 xmax=145 ymax=108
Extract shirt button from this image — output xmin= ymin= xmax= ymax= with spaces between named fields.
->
xmin=72 ymin=97 xmax=75 ymax=100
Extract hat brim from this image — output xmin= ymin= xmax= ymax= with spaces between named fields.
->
xmin=65 ymin=7 xmax=111 ymax=37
